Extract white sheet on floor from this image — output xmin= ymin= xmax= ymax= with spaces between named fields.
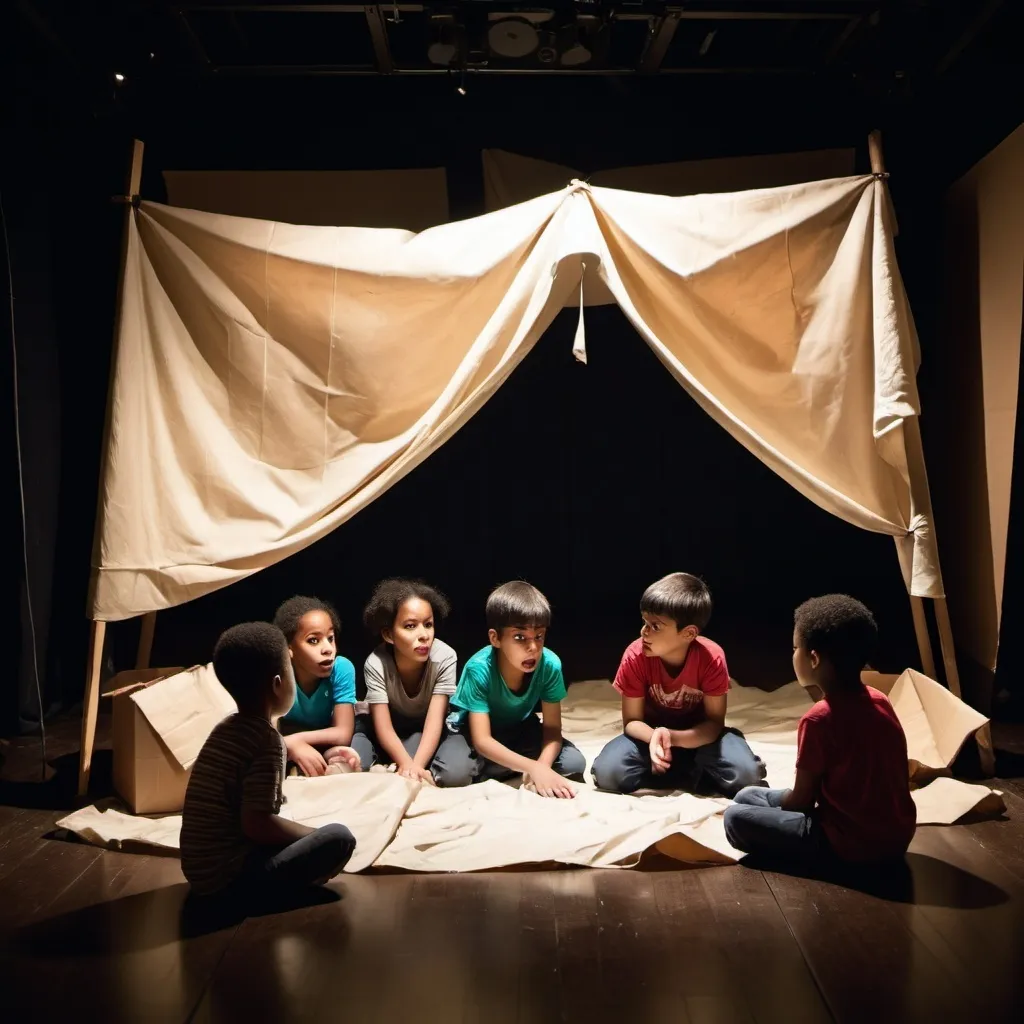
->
xmin=56 ymin=678 xmax=1003 ymax=871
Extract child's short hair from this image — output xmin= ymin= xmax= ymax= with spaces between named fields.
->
xmin=641 ymin=573 xmax=713 ymax=632
xmin=363 ymin=578 xmax=451 ymax=635
xmin=213 ymin=622 xmax=289 ymax=707
xmin=794 ymin=594 xmax=877 ymax=678
xmin=486 ymin=581 xmax=551 ymax=632
xmin=273 ymin=596 xmax=341 ymax=643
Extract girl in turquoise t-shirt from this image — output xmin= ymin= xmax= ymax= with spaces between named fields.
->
xmin=273 ymin=595 xmax=371 ymax=775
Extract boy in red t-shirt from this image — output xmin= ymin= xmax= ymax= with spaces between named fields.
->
xmin=591 ymin=573 xmax=764 ymax=796
xmin=724 ymin=595 xmax=916 ymax=866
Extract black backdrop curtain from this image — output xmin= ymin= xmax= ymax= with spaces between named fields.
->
xmin=125 ymin=305 xmax=919 ymax=692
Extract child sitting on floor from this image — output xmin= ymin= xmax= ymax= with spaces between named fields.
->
xmin=591 ymin=572 xmax=764 ymax=797
xmin=181 ymin=622 xmax=357 ymax=899
xmin=724 ymin=594 xmax=916 ymax=866
xmin=355 ymin=578 xmax=465 ymax=782
xmin=433 ymin=581 xmax=585 ymax=798
xmin=273 ymin=595 xmax=373 ymax=775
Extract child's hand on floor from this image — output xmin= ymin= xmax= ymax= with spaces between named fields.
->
xmin=324 ymin=746 xmax=361 ymax=772
xmin=396 ymin=763 xmax=434 ymax=785
xmin=650 ymin=727 xmax=672 ymax=774
xmin=292 ymin=742 xmax=328 ymax=777
xmin=526 ymin=765 xmax=576 ymax=799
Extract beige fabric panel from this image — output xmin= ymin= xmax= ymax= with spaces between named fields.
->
xmin=164 ymin=168 xmax=450 ymax=232
xmin=89 ymin=174 xmax=940 ymax=621
xmin=55 ymin=678 xmax=1003 ymax=870
xmin=482 ymin=147 xmax=857 ymax=212
xmin=934 ymin=124 xmax=1024 ymax=679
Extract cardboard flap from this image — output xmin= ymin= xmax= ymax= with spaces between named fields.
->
xmin=130 ymin=664 xmax=236 ymax=770
xmin=888 ymin=669 xmax=989 ymax=769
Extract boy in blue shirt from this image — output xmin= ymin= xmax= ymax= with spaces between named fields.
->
xmin=434 ymin=581 xmax=585 ymax=798
xmin=273 ymin=596 xmax=373 ymax=775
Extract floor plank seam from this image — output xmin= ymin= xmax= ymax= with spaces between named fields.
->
xmin=761 ymin=869 xmax=839 ymax=1024
xmin=182 ymin=919 xmax=245 ymax=1024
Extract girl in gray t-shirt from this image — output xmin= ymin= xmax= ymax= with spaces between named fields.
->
xmin=356 ymin=578 xmax=462 ymax=783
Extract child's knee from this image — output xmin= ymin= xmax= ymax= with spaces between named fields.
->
xmin=558 ymin=744 xmax=587 ymax=778
xmin=591 ymin=750 xmax=641 ymax=793
xmin=731 ymin=785 xmax=767 ymax=806
xmin=432 ymin=760 xmax=475 ymax=789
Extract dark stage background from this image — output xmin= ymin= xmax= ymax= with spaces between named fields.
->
xmin=2 ymin=7 xmax=1021 ymax=733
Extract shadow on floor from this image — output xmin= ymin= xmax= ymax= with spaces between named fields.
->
xmin=0 ymin=750 xmax=112 ymax=812
xmin=12 ymin=882 xmax=344 ymax=956
xmin=748 ymin=851 xmax=1009 ymax=909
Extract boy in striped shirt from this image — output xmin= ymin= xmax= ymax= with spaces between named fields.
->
xmin=181 ymin=622 xmax=358 ymax=899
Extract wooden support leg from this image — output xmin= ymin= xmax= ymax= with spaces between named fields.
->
xmin=933 ymin=596 xmax=962 ymax=699
xmin=909 ymin=595 xmax=938 ymax=679
xmin=77 ymin=620 xmax=107 ymax=797
xmin=974 ymin=723 xmax=996 ymax=778
xmin=136 ymin=611 xmax=157 ymax=670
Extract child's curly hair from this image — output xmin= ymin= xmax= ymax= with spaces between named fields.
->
xmin=273 ymin=596 xmax=342 ymax=643
xmin=363 ymin=579 xmax=451 ymax=636
xmin=794 ymin=594 xmax=877 ymax=679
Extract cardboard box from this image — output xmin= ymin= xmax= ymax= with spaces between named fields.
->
xmin=109 ymin=664 xmax=236 ymax=815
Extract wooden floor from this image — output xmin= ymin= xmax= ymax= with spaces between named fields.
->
xmin=2 ymin=714 xmax=1023 ymax=1024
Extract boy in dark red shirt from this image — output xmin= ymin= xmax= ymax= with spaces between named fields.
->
xmin=724 ymin=594 xmax=916 ymax=865
xmin=591 ymin=573 xmax=764 ymax=797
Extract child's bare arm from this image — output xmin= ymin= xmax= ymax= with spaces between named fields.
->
xmin=412 ymin=694 xmax=449 ymax=770
xmin=621 ymin=696 xmax=654 ymax=743
xmin=370 ymin=702 xmax=413 ymax=769
xmin=241 ymin=809 xmax=315 ymax=846
xmin=781 ymin=768 xmax=819 ymax=811
xmin=668 ymin=693 xmax=726 ymax=749
xmin=537 ymin=702 xmax=565 ymax=768
xmin=284 ymin=703 xmax=356 ymax=762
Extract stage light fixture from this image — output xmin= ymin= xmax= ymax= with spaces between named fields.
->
xmin=558 ymin=24 xmax=592 ymax=66
xmin=427 ymin=19 xmax=459 ymax=66
xmin=487 ymin=17 xmax=539 ymax=59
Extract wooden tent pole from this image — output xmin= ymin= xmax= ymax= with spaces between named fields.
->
xmin=909 ymin=596 xmax=938 ymax=679
xmin=78 ymin=138 xmax=145 ymax=798
xmin=77 ymin=621 xmax=107 ymax=796
xmin=869 ymin=129 xmax=961 ymax=699
xmin=933 ymin=597 xmax=962 ymax=699
xmin=136 ymin=611 xmax=157 ymax=670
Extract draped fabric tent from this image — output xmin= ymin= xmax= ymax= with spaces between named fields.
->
xmin=77 ymin=135 xmax=958 ymax=794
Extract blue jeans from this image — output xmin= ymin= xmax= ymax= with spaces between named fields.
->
xmin=352 ymin=713 xmax=468 ymax=773
xmin=723 ymin=787 xmax=828 ymax=865
xmin=591 ymin=728 xmax=765 ymax=797
xmin=235 ymin=822 xmax=357 ymax=893
xmin=432 ymin=714 xmax=587 ymax=788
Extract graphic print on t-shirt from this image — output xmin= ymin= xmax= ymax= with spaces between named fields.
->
xmin=648 ymin=680 xmax=705 ymax=712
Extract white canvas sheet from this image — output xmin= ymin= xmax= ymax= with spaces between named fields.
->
xmin=89 ymin=174 xmax=943 ymax=620
xmin=56 ymin=677 xmax=1003 ymax=872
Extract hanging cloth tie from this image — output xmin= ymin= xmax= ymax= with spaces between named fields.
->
xmin=572 ymin=259 xmax=587 ymax=364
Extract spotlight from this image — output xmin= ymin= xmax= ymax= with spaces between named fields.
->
xmin=427 ymin=18 xmax=459 ymax=66
xmin=487 ymin=17 xmax=539 ymax=59
xmin=558 ymin=24 xmax=592 ymax=66
xmin=114 ymin=72 xmax=125 ymax=83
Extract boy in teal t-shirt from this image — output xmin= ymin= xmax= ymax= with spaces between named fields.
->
xmin=435 ymin=581 xmax=585 ymax=798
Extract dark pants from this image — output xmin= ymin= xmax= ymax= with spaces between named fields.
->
xmin=432 ymin=714 xmax=587 ymax=788
xmin=234 ymin=822 xmax=357 ymax=894
xmin=352 ymin=713 xmax=467 ymax=772
xmin=723 ymin=787 xmax=827 ymax=865
xmin=591 ymin=728 xmax=765 ymax=797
